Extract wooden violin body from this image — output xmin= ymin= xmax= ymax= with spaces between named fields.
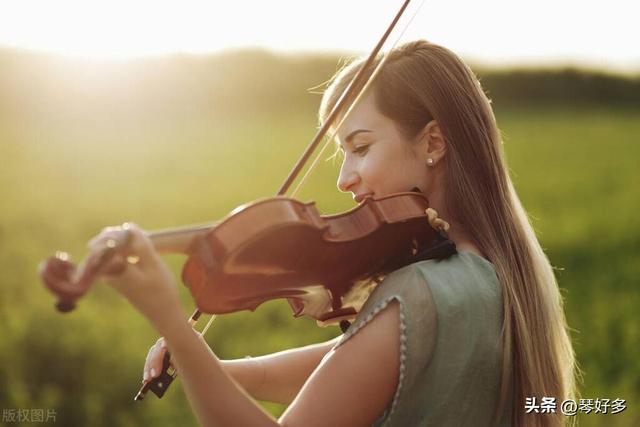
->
xmin=183 ymin=192 xmax=442 ymax=325
xmin=41 ymin=192 xmax=452 ymax=326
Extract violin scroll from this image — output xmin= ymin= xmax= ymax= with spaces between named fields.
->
xmin=39 ymin=228 xmax=133 ymax=313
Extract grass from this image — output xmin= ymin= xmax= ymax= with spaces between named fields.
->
xmin=0 ymin=103 xmax=638 ymax=426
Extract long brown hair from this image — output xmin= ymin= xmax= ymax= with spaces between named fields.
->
xmin=319 ymin=40 xmax=581 ymax=427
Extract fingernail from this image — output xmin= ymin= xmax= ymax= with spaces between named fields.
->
xmin=143 ymin=371 xmax=149 ymax=382
xmin=150 ymin=368 xmax=157 ymax=378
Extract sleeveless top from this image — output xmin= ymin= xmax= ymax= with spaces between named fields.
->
xmin=334 ymin=251 xmax=513 ymax=426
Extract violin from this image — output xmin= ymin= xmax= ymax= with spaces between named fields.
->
xmin=38 ymin=0 xmax=455 ymax=401
xmin=42 ymin=192 xmax=451 ymax=322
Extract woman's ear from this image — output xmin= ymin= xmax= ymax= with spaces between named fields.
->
xmin=418 ymin=120 xmax=446 ymax=165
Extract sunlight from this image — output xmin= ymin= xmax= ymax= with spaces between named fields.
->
xmin=0 ymin=0 xmax=637 ymax=72
xmin=0 ymin=0 xmax=239 ymax=59
xmin=0 ymin=0 xmax=395 ymax=59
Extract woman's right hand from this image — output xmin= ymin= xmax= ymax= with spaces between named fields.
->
xmin=143 ymin=337 xmax=173 ymax=383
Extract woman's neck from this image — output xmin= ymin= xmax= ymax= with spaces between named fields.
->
xmin=444 ymin=220 xmax=483 ymax=257
xmin=426 ymin=192 xmax=484 ymax=258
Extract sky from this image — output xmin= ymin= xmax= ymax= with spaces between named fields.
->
xmin=0 ymin=0 xmax=637 ymax=73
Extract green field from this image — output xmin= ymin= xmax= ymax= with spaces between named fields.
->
xmin=0 ymin=52 xmax=638 ymax=426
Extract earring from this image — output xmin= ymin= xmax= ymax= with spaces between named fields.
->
xmin=426 ymin=158 xmax=434 ymax=166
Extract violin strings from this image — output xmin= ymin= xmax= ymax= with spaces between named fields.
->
xmin=290 ymin=0 xmax=427 ymax=200
xmin=200 ymin=314 xmax=217 ymax=336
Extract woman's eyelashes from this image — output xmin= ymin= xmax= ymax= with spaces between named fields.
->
xmin=352 ymin=144 xmax=370 ymax=156
xmin=336 ymin=142 xmax=370 ymax=160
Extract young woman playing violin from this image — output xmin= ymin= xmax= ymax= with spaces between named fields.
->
xmin=82 ymin=40 xmax=579 ymax=427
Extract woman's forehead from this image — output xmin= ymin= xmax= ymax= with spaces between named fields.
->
xmin=337 ymin=93 xmax=386 ymax=141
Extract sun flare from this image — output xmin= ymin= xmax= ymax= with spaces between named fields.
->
xmin=0 ymin=0 xmax=636 ymax=72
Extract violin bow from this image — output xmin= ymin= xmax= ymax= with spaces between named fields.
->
xmin=136 ymin=0 xmax=423 ymax=400
xmin=280 ymin=0 xmax=422 ymax=197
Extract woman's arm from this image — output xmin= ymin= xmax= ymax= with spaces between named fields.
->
xmin=97 ymin=224 xmax=399 ymax=427
xmin=158 ymin=307 xmax=281 ymax=426
xmin=157 ymin=300 xmax=399 ymax=427
xmin=145 ymin=335 xmax=341 ymax=405
xmin=221 ymin=336 xmax=342 ymax=404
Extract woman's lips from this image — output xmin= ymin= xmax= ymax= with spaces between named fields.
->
xmin=353 ymin=193 xmax=374 ymax=203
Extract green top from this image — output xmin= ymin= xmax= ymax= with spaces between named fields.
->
xmin=335 ymin=251 xmax=513 ymax=426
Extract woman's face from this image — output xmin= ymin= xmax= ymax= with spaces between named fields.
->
xmin=336 ymin=92 xmax=431 ymax=203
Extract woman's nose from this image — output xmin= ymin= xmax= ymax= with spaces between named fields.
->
xmin=337 ymin=163 xmax=359 ymax=193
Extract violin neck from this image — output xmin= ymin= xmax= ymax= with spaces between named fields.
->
xmin=149 ymin=223 xmax=216 ymax=254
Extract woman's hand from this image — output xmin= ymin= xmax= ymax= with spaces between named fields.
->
xmin=88 ymin=223 xmax=184 ymax=331
xmin=143 ymin=337 xmax=172 ymax=383
xmin=143 ymin=330 xmax=210 ymax=384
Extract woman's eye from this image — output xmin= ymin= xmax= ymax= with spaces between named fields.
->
xmin=353 ymin=145 xmax=369 ymax=155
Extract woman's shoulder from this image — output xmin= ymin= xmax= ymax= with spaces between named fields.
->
xmin=414 ymin=250 xmax=502 ymax=303
xmin=411 ymin=251 xmax=505 ymax=349
xmin=336 ymin=250 xmax=501 ymax=348
xmin=359 ymin=250 xmax=503 ymax=339
xmin=412 ymin=249 xmax=497 ymax=277
xmin=378 ymin=250 xmax=499 ymax=298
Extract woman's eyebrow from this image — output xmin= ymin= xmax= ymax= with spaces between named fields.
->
xmin=343 ymin=129 xmax=373 ymax=145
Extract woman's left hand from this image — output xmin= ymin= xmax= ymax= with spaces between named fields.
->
xmin=88 ymin=223 xmax=184 ymax=330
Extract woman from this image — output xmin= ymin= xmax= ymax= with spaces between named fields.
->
xmin=90 ymin=40 xmax=579 ymax=426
